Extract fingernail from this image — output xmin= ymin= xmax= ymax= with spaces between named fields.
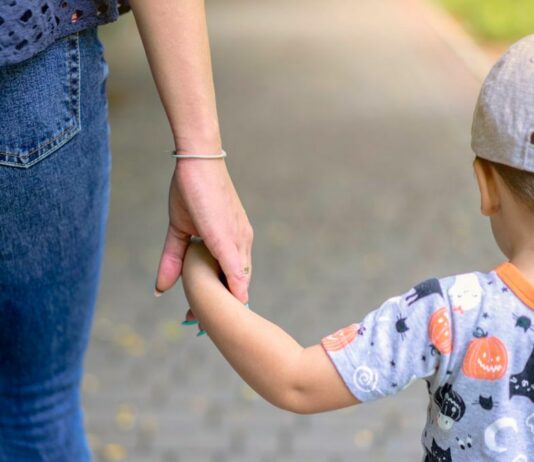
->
xmin=197 ymin=329 xmax=207 ymax=337
xmin=181 ymin=320 xmax=199 ymax=326
xmin=154 ymin=279 xmax=164 ymax=297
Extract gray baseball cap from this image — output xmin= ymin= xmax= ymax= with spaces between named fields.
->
xmin=471 ymin=34 xmax=534 ymax=173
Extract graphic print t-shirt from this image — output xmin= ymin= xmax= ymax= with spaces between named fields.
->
xmin=321 ymin=263 xmax=534 ymax=462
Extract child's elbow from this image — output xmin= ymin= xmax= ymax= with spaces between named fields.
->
xmin=272 ymin=389 xmax=332 ymax=415
xmin=287 ymin=404 xmax=320 ymax=416
xmin=272 ymin=385 xmax=361 ymax=415
xmin=272 ymin=392 xmax=317 ymax=415
xmin=259 ymin=387 xmax=315 ymax=415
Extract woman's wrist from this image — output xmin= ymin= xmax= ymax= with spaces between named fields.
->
xmin=173 ymin=127 xmax=222 ymax=156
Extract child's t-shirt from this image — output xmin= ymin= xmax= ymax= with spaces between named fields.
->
xmin=321 ymin=262 xmax=534 ymax=462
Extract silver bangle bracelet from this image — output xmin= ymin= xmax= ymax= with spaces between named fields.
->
xmin=169 ymin=149 xmax=227 ymax=159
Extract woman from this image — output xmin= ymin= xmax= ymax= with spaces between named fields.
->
xmin=0 ymin=0 xmax=252 ymax=459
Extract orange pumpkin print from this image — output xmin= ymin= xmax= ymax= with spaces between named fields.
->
xmin=322 ymin=324 xmax=359 ymax=352
xmin=462 ymin=328 xmax=508 ymax=380
xmin=429 ymin=307 xmax=452 ymax=355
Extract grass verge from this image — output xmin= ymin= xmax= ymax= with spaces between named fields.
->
xmin=435 ymin=0 xmax=534 ymax=43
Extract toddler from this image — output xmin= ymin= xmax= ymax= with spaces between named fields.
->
xmin=181 ymin=35 xmax=534 ymax=462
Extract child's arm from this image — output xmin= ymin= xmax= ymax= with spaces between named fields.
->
xmin=182 ymin=242 xmax=360 ymax=414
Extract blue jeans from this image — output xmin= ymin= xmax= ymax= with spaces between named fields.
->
xmin=0 ymin=27 xmax=110 ymax=460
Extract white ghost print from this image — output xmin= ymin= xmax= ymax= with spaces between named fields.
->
xmin=448 ymin=273 xmax=482 ymax=314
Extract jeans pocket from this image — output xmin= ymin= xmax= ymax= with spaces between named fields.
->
xmin=0 ymin=32 xmax=81 ymax=169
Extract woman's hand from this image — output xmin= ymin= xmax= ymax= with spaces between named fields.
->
xmin=156 ymin=159 xmax=253 ymax=303
xmin=129 ymin=0 xmax=254 ymax=303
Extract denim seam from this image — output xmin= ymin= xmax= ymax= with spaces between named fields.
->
xmin=0 ymin=33 xmax=81 ymax=169
xmin=0 ymin=127 xmax=78 ymax=157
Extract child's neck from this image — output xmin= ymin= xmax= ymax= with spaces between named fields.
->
xmin=509 ymin=246 xmax=534 ymax=285
xmin=502 ymin=202 xmax=534 ymax=284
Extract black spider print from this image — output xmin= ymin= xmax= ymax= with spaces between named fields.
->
xmin=502 ymin=287 xmax=509 ymax=293
xmin=395 ymin=314 xmax=409 ymax=340
xmin=512 ymin=313 xmax=534 ymax=333
xmin=482 ymin=312 xmax=490 ymax=319
xmin=357 ymin=325 xmax=367 ymax=336
xmin=422 ymin=355 xmax=426 ymax=361
xmin=390 ymin=360 xmax=396 ymax=367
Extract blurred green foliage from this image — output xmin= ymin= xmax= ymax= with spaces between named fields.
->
xmin=436 ymin=0 xmax=534 ymax=43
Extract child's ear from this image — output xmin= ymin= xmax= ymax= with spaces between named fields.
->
xmin=473 ymin=158 xmax=501 ymax=216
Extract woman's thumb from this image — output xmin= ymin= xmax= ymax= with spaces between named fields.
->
xmin=155 ymin=226 xmax=189 ymax=296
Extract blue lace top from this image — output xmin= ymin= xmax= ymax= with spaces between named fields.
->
xmin=0 ymin=0 xmax=131 ymax=66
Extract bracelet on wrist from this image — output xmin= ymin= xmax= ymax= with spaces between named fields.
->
xmin=168 ymin=149 xmax=227 ymax=160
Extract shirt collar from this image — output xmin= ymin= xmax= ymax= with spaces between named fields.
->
xmin=495 ymin=262 xmax=534 ymax=311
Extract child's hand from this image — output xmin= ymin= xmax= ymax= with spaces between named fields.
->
xmin=182 ymin=239 xmax=224 ymax=334
xmin=182 ymin=239 xmax=220 ymax=285
xmin=182 ymin=239 xmax=248 ymax=335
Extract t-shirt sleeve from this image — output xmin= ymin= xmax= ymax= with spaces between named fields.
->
xmin=321 ymin=278 xmax=452 ymax=402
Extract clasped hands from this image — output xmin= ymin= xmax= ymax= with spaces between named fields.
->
xmin=154 ymin=159 xmax=253 ymax=331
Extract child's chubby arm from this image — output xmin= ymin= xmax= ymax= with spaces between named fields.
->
xmin=182 ymin=242 xmax=360 ymax=414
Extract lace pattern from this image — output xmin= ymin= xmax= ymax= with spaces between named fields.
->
xmin=0 ymin=0 xmax=130 ymax=66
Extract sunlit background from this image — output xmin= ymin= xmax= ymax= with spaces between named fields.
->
xmin=82 ymin=0 xmax=529 ymax=460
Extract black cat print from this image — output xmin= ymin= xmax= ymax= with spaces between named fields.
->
xmin=510 ymin=346 xmax=534 ymax=403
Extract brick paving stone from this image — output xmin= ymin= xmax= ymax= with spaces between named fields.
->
xmin=240 ymin=429 xmax=280 ymax=454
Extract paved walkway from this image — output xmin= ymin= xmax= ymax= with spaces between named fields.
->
xmin=84 ymin=0 xmax=501 ymax=460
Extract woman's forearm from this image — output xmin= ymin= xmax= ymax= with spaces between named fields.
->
xmin=130 ymin=1 xmax=253 ymax=305
xmin=129 ymin=0 xmax=221 ymax=153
